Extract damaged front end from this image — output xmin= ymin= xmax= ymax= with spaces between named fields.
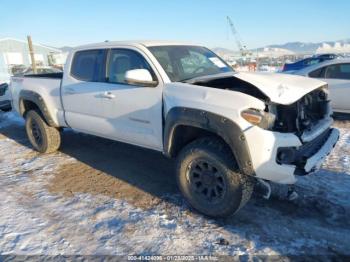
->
xmin=267 ymin=86 xmax=339 ymax=175
xmin=240 ymin=86 xmax=332 ymax=134
xmin=188 ymin=73 xmax=339 ymax=177
xmin=242 ymin=85 xmax=340 ymax=177
xmin=270 ymin=86 xmax=331 ymax=135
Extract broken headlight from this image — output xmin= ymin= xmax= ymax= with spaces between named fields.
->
xmin=241 ymin=108 xmax=276 ymax=130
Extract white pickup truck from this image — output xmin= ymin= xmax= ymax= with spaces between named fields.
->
xmin=11 ymin=41 xmax=339 ymax=217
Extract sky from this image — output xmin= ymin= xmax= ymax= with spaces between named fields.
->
xmin=0 ymin=0 xmax=349 ymax=50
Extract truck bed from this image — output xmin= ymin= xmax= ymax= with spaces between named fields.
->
xmin=24 ymin=72 xmax=63 ymax=79
xmin=11 ymin=74 xmax=65 ymax=127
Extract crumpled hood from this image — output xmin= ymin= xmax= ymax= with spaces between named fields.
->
xmin=234 ymin=72 xmax=327 ymax=105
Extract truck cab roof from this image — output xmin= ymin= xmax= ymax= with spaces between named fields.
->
xmin=73 ymin=40 xmax=200 ymax=51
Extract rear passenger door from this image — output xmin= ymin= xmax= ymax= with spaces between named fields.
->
xmin=62 ymin=49 xmax=109 ymax=136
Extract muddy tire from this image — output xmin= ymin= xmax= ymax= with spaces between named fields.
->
xmin=176 ymin=137 xmax=254 ymax=217
xmin=25 ymin=110 xmax=61 ymax=153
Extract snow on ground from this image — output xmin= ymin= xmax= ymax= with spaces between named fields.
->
xmin=0 ymin=111 xmax=349 ymax=257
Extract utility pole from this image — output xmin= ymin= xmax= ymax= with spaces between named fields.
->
xmin=27 ymin=35 xmax=37 ymax=74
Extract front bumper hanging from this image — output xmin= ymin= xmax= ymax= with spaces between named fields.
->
xmin=277 ymin=128 xmax=339 ymax=176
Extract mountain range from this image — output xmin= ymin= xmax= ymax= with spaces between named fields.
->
xmin=212 ymin=39 xmax=350 ymax=56
xmin=266 ymin=39 xmax=350 ymax=53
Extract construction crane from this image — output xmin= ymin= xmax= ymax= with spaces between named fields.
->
xmin=226 ymin=16 xmax=251 ymax=56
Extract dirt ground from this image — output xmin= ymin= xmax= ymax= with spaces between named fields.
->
xmin=1 ymin=121 xmax=177 ymax=209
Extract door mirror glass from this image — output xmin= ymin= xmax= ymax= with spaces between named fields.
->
xmin=125 ymin=69 xmax=158 ymax=87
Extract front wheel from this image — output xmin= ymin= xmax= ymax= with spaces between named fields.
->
xmin=176 ymin=137 xmax=254 ymax=217
xmin=25 ymin=110 xmax=61 ymax=153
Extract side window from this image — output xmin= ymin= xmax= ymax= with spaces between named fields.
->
xmin=71 ymin=50 xmax=105 ymax=81
xmin=309 ymin=67 xmax=326 ymax=78
xmin=107 ymin=49 xmax=155 ymax=84
xmin=325 ymin=64 xmax=350 ymax=80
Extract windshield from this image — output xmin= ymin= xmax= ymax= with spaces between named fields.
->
xmin=148 ymin=45 xmax=233 ymax=82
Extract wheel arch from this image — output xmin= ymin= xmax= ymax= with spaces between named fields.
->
xmin=163 ymin=107 xmax=255 ymax=176
xmin=19 ymin=90 xmax=58 ymax=127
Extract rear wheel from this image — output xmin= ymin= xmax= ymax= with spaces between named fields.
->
xmin=176 ymin=137 xmax=254 ymax=217
xmin=25 ymin=110 xmax=61 ymax=153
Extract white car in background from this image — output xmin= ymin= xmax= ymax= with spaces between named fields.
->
xmin=292 ymin=59 xmax=350 ymax=114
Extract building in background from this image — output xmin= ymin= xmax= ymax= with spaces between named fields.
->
xmin=0 ymin=38 xmax=64 ymax=75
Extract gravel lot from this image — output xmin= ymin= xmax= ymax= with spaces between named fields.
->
xmin=0 ymin=111 xmax=349 ymax=257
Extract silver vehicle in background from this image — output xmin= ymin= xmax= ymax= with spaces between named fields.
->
xmin=292 ymin=58 xmax=350 ymax=114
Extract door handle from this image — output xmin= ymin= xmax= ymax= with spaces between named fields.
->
xmin=101 ymin=92 xmax=116 ymax=99
xmin=64 ymin=88 xmax=76 ymax=95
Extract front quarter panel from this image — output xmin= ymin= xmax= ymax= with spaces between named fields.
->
xmin=163 ymin=82 xmax=266 ymax=130
xmin=163 ymin=82 xmax=266 ymax=176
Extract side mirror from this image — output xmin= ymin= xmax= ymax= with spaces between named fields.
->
xmin=0 ymin=83 xmax=8 ymax=96
xmin=125 ymin=69 xmax=158 ymax=87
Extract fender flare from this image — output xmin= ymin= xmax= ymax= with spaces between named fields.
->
xmin=19 ymin=90 xmax=57 ymax=127
xmin=163 ymin=107 xmax=255 ymax=176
